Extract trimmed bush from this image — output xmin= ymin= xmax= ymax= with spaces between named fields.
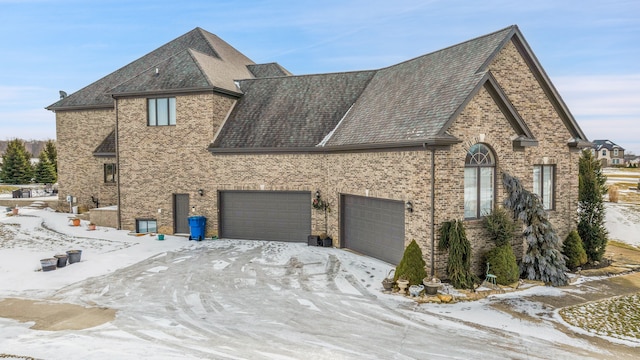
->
xmin=393 ymin=239 xmax=427 ymax=286
xmin=484 ymin=245 xmax=520 ymax=285
xmin=563 ymin=230 xmax=588 ymax=270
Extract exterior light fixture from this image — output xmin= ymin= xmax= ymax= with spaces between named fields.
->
xmin=406 ymin=201 xmax=413 ymax=213
xmin=315 ymin=190 xmax=321 ymax=200
xmin=198 ymin=189 xmax=204 ymax=196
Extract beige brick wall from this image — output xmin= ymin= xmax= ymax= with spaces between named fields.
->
xmin=117 ymin=92 xmax=236 ymax=233
xmin=55 ymin=108 xmax=117 ymax=212
xmin=55 ymin=38 xmax=581 ymax=281
xmin=488 ymin=40 xmax=580 ymax=240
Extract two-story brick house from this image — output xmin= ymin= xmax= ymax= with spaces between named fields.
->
xmin=592 ymin=139 xmax=625 ymax=167
xmin=47 ymin=26 xmax=590 ymax=277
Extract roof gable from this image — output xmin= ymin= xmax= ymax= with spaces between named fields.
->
xmin=47 ymin=28 xmax=256 ymax=110
xmin=501 ymin=29 xmax=589 ymax=146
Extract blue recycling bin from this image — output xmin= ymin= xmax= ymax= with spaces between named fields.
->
xmin=188 ymin=216 xmax=206 ymax=241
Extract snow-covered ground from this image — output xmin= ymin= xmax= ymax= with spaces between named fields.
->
xmin=0 ymin=202 xmax=638 ymax=359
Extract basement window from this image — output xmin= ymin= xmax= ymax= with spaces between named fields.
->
xmin=136 ymin=219 xmax=157 ymax=234
xmin=148 ymin=97 xmax=176 ymax=126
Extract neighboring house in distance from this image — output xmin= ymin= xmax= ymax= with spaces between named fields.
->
xmin=623 ymin=154 xmax=639 ymax=167
xmin=46 ymin=25 xmax=590 ymax=277
xmin=592 ymin=140 xmax=625 ymax=167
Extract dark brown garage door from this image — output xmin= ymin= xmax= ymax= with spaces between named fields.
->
xmin=219 ymin=191 xmax=311 ymax=242
xmin=341 ymin=195 xmax=405 ymax=264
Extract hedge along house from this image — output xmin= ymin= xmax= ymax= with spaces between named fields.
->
xmin=47 ymin=25 xmax=590 ymax=277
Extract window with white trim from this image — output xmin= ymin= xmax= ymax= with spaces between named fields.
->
xmin=614 ymin=149 xmax=619 ymax=156
xmin=464 ymin=143 xmax=495 ymax=219
xmin=148 ymin=97 xmax=176 ymax=126
xmin=533 ymin=165 xmax=555 ymax=210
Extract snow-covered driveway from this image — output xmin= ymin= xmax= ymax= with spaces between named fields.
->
xmin=0 ymin=207 xmax=635 ymax=359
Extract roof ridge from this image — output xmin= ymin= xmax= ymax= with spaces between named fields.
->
xmin=376 ymin=25 xmax=517 ymax=72
xmin=236 ymin=68 xmax=378 ymax=82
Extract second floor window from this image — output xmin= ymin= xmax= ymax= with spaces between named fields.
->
xmin=602 ymin=149 xmax=607 ymax=156
xmin=614 ymin=149 xmax=619 ymax=156
xmin=104 ymin=163 xmax=117 ymax=183
xmin=533 ymin=165 xmax=555 ymax=210
xmin=148 ymin=97 xmax=176 ymax=126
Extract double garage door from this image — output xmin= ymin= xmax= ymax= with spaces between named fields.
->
xmin=219 ymin=191 xmax=311 ymax=242
xmin=219 ymin=191 xmax=405 ymax=265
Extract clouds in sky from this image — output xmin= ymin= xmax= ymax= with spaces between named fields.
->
xmin=0 ymin=0 xmax=638 ymax=152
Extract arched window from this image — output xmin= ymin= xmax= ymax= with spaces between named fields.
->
xmin=464 ymin=143 xmax=495 ymax=218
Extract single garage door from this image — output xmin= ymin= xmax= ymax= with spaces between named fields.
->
xmin=219 ymin=191 xmax=311 ymax=242
xmin=341 ymin=195 xmax=405 ymax=264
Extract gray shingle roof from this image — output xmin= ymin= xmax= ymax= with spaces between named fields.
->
xmin=592 ymin=140 xmax=624 ymax=151
xmin=247 ymin=63 xmax=293 ymax=78
xmin=47 ymin=28 xmax=258 ymax=110
xmin=324 ymin=27 xmax=512 ymax=146
xmin=93 ymin=130 xmax=116 ymax=156
xmin=211 ymin=26 xmax=516 ymax=150
xmin=212 ymin=71 xmax=375 ymax=148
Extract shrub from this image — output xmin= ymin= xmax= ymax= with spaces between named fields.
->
xmin=438 ymin=219 xmax=475 ymax=289
xmin=563 ymin=230 xmax=588 ymax=270
xmin=484 ymin=245 xmax=520 ymax=285
xmin=483 ymin=207 xmax=516 ymax=247
xmin=393 ymin=239 xmax=427 ymax=286
xmin=482 ymin=207 xmax=519 ymax=285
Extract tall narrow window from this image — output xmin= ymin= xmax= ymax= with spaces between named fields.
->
xmin=464 ymin=144 xmax=495 ymax=219
xmin=533 ymin=165 xmax=555 ymax=210
xmin=613 ymin=149 xmax=619 ymax=157
xmin=104 ymin=163 xmax=117 ymax=183
xmin=148 ymin=97 xmax=176 ymax=126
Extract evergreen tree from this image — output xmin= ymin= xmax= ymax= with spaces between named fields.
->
xmin=503 ymin=172 xmax=568 ymax=286
xmin=43 ymin=140 xmax=58 ymax=174
xmin=34 ymin=150 xmax=57 ymax=184
xmin=578 ymin=149 xmax=608 ymax=263
xmin=0 ymin=139 xmax=33 ymax=184
xmin=438 ymin=219 xmax=475 ymax=289
xmin=393 ymin=239 xmax=427 ymax=286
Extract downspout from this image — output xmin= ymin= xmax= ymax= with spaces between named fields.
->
xmin=430 ymin=147 xmax=436 ymax=278
xmin=114 ymin=96 xmax=122 ymax=230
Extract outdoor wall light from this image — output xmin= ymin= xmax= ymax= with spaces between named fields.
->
xmin=406 ymin=201 xmax=414 ymax=213
xmin=198 ymin=189 xmax=204 ymax=196
xmin=315 ymin=190 xmax=321 ymax=200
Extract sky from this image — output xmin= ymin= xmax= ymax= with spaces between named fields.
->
xmin=0 ymin=0 xmax=639 ymax=154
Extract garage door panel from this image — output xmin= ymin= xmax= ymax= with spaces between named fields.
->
xmin=220 ymin=191 xmax=310 ymax=242
xmin=342 ymin=195 xmax=404 ymax=265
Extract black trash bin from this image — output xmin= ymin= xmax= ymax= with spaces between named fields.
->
xmin=188 ymin=216 xmax=206 ymax=241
